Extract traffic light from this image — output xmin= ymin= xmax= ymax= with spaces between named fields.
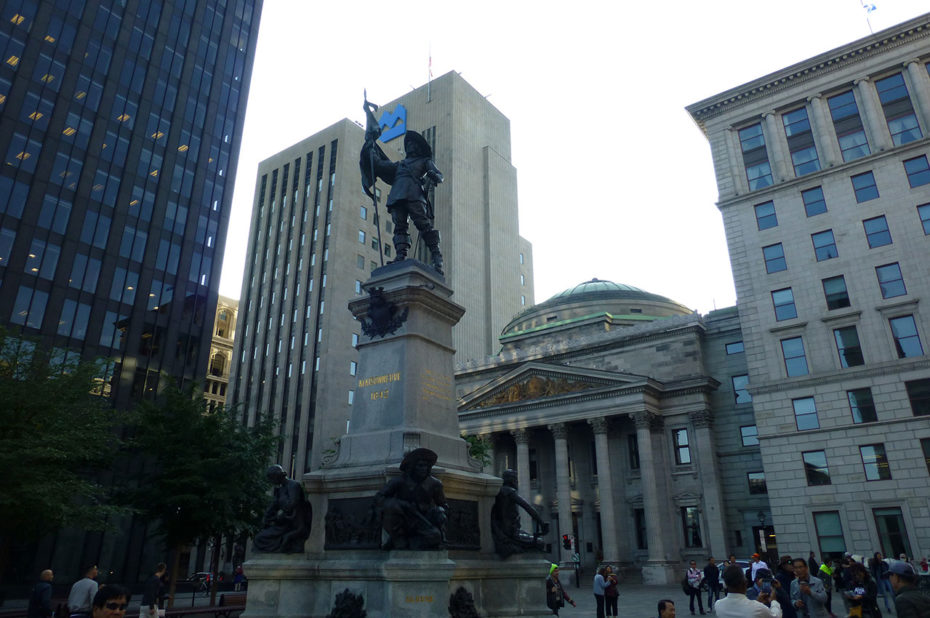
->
xmin=562 ymin=534 xmax=571 ymax=550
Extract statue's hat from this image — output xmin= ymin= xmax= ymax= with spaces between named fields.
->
xmin=404 ymin=131 xmax=432 ymax=158
xmin=400 ymin=447 xmax=438 ymax=471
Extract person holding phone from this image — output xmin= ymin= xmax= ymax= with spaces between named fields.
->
xmin=790 ymin=558 xmax=829 ymax=618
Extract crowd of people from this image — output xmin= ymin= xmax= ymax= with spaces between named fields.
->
xmin=542 ymin=551 xmax=929 ymax=617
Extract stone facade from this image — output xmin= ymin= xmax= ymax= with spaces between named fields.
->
xmin=205 ymin=295 xmax=238 ymax=410
xmin=687 ymin=14 xmax=930 ymax=562
xmin=456 ymin=280 xmax=769 ymax=582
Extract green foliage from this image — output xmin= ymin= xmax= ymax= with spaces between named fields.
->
xmin=0 ymin=329 xmax=127 ymax=541
xmin=462 ymin=433 xmax=492 ymax=467
xmin=127 ymin=382 xmax=279 ymax=550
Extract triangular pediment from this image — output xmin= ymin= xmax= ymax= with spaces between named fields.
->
xmin=459 ymin=362 xmax=646 ymax=411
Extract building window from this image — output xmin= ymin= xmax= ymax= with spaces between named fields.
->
xmin=348 ymin=390 xmax=354 ymax=405
xmin=673 ymin=428 xmax=691 ymax=465
xmin=356 ymin=254 xmax=364 ymax=269
xmin=726 ymin=341 xmax=744 ymax=354
xmin=813 ymin=511 xmax=847 ymax=558
xmin=851 ymin=171 xmax=879 ymax=203
xmin=793 ymin=397 xmax=819 ymax=430
xmin=782 ymin=106 xmax=820 ymax=176
xmin=918 ymin=203 xmax=930 ymax=235
xmin=772 ymin=288 xmax=797 ymax=321
xmin=628 ymin=434 xmax=640 ymax=470
xmin=921 ymin=439 xmax=930 ymax=474
xmin=349 ymin=361 xmax=357 ymax=376
xmin=834 ymin=326 xmax=864 ymax=368
xmin=827 ymin=90 xmax=870 ymax=161
xmin=889 ymin=315 xmax=923 ymax=358
xmin=861 ymin=444 xmax=891 ymax=481
xmin=822 ymin=275 xmax=850 ymax=310
xmin=519 ymin=252 xmax=524 ymax=264
xmin=763 ymin=243 xmax=787 ymax=273
xmin=803 ymin=450 xmax=831 ymax=485
xmin=740 ymin=425 xmax=759 ymax=447
xmin=360 ymin=205 xmax=367 ymax=219
xmin=863 ymin=216 xmax=892 ymax=248
xmin=681 ymin=506 xmax=702 ymax=548
xmin=732 ymin=374 xmax=751 ymax=404
xmin=876 ymin=263 xmax=906 ymax=299
xmin=739 ymin=123 xmax=773 ymax=190
xmin=802 ymin=186 xmax=827 ymax=217
xmin=812 ymin=230 xmax=838 ymax=261
xmin=848 ymin=388 xmax=877 ymax=423
xmin=781 ymin=336 xmax=809 ymax=377
xmin=904 ymin=155 xmax=930 ymax=188
xmin=358 ymin=230 xmax=365 ymax=243
xmin=754 ymin=201 xmax=778 ymax=230
xmin=352 ymin=333 xmax=359 ymax=347
xmin=905 ymin=378 xmax=930 ymax=416
xmin=634 ymin=508 xmax=647 ymax=550
xmin=355 ymin=280 xmax=362 ymax=295
xmin=875 ymin=73 xmax=922 ymax=145
xmin=747 ymin=472 xmax=767 ymax=494
xmin=873 ymin=507 xmax=913 ymax=560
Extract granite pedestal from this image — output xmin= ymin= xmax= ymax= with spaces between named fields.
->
xmin=243 ymin=260 xmax=550 ymax=617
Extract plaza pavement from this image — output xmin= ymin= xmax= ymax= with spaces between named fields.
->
xmin=549 ymin=574 xmax=685 ymax=617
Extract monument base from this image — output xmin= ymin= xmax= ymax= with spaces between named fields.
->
xmin=641 ymin=561 xmax=680 ymax=585
xmin=242 ymin=552 xmax=552 ymax=617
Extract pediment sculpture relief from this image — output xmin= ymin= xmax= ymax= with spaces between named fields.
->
xmin=476 ymin=375 xmax=598 ymax=407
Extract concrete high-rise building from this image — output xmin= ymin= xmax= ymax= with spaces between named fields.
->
xmin=0 ymin=0 xmax=262 ymax=582
xmin=229 ymin=71 xmax=534 ymax=473
xmin=688 ymin=14 xmax=930 ymax=561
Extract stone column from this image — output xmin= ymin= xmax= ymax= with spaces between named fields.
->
xmin=512 ymin=428 xmax=532 ymax=530
xmin=633 ymin=412 xmax=665 ymax=564
xmin=905 ymin=60 xmax=930 ymax=136
xmin=549 ymin=423 xmax=573 ymax=562
xmin=689 ymin=409 xmax=728 ymax=559
xmin=807 ymin=95 xmax=839 ymax=167
xmin=589 ymin=417 xmax=618 ymax=564
xmin=763 ymin=112 xmax=789 ymax=182
xmin=725 ymin=127 xmax=748 ymax=196
xmin=856 ymin=77 xmax=892 ymax=152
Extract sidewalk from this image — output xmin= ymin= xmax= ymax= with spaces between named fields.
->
xmin=553 ymin=578 xmax=685 ymax=617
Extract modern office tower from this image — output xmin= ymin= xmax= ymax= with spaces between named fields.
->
xmin=687 ymin=14 xmax=930 ymax=561
xmin=230 ymin=71 xmax=534 ymax=474
xmin=205 ymin=295 xmax=238 ymax=411
xmin=0 ymin=0 xmax=262 ymax=581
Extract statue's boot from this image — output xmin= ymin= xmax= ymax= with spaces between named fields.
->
xmin=392 ymin=233 xmax=411 ymax=263
xmin=423 ymin=229 xmax=443 ymax=275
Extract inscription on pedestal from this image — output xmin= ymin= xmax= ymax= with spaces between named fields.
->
xmin=358 ymin=371 xmax=402 ymax=402
xmin=324 ymin=497 xmax=380 ymax=549
xmin=420 ymin=368 xmax=452 ymax=404
xmin=445 ymin=499 xmax=480 ymax=550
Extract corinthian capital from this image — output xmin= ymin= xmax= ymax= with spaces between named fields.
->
xmin=632 ymin=411 xmax=661 ymax=431
xmin=588 ymin=417 xmax=609 ymax=435
xmin=689 ymin=409 xmax=713 ymax=429
xmin=548 ymin=423 xmax=568 ymax=440
xmin=511 ymin=428 xmax=529 ymax=445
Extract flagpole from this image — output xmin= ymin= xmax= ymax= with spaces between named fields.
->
xmin=427 ymin=44 xmax=432 ymax=103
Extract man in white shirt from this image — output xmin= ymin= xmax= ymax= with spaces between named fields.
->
xmin=715 ymin=564 xmax=783 ymax=618
xmin=67 ymin=565 xmax=99 ymax=618
xmin=751 ymin=553 xmax=771 ymax=581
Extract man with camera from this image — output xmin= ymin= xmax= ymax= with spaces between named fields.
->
xmin=790 ymin=558 xmax=829 ymax=618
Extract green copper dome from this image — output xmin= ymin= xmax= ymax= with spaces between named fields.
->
xmin=502 ymin=278 xmax=692 ymax=337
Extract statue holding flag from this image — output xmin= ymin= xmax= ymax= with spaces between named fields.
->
xmin=360 ymin=94 xmax=445 ymax=274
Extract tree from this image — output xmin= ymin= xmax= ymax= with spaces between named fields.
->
xmin=0 ymin=329 xmax=127 ymax=581
xmin=128 ymin=381 xmax=278 ymax=604
xmin=462 ymin=434 xmax=492 ymax=469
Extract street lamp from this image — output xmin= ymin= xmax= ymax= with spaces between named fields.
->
xmin=757 ymin=511 xmax=766 ymax=526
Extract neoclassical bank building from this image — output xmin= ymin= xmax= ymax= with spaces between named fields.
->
xmin=456 ymin=280 xmax=772 ymax=583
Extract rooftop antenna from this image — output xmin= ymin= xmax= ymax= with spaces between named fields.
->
xmin=860 ymin=0 xmax=876 ymax=34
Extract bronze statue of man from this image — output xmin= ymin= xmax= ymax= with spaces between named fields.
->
xmin=252 ymin=464 xmax=312 ymax=553
xmin=374 ymin=448 xmax=448 ymax=550
xmin=360 ymin=98 xmax=445 ymax=274
xmin=490 ymin=469 xmax=549 ymax=558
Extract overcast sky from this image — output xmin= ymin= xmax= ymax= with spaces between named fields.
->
xmin=218 ymin=0 xmax=929 ymax=314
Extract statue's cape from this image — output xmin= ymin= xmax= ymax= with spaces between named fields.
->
xmin=360 ymin=140 xmax=391 ymax=198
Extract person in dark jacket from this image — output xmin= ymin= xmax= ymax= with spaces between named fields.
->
xmin=545 ymin=564 xmax=575 ymax=615
xmin=868 ymin=552 xmax=894 ymax=613
xmin=774 ymin=556 xmax=797 ymax=618
xmin=140 ymin=563 xmax=166 ymax=618
xmin=889 ymin=560 xmax=930 ymax=618
xmin=28 ymin=570 xmax=54 ymax=618
xmin=844 ymin=563 xmax=880 ymax=618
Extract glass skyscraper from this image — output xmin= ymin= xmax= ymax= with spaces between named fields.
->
xmin=0 ymin=0 xmax=262 ymax=581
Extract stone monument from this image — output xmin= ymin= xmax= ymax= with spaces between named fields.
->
xmin=242 ymin=260 xmax=551 ymax=617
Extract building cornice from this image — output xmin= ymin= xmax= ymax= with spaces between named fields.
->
xmin=687 ymin=14 xmax=930 ymax=131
